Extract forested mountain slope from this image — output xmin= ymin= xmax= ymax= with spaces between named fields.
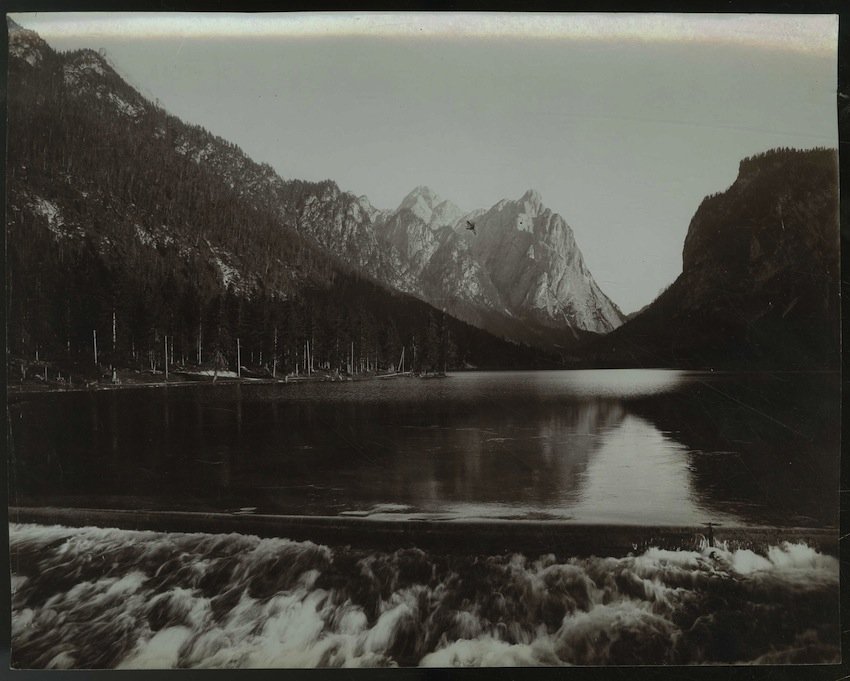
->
xmin=6 ymin=20 xmax=554 ymax=375
xmin=582 ymin=148 xmax=839 ymax=370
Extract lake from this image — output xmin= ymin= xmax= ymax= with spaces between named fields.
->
xmin=8 ymin=369 xmax=841 ymax=667
xmin=8 ymin=369 xmax=839 ymax=528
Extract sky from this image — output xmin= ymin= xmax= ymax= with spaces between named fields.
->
xmin=11 ymin=12 xmax=838 ymax=313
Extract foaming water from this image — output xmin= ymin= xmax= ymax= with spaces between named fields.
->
xmin=10 ymin=523 xmax=839 ymax=668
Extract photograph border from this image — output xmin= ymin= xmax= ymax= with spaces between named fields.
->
xmin=1 ymin=0 xmax=847 ymax=678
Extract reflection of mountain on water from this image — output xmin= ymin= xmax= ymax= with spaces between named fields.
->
xmin=9 ymin=371 xmax=837 ymax=526
xmin=400 ymin=400 xmax=628 ymax=510
xmin=626 ymin=374 xmax=839 ymax=527
xmin=260 ymin=396 xmax=628 ymax=515
xmin=568 ymin=413 xmax=736 ymax=525
xmin=9 ymin=387 xmax=628 ymax=518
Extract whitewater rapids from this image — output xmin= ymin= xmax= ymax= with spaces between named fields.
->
xmin=10 ymin=522 xmax=839 ymax=668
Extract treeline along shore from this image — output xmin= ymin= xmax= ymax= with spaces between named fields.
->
xmin=5 ymin=282 xmax=557 ymax=393
xmin=6 ymin=357 xmax=457 ymax=395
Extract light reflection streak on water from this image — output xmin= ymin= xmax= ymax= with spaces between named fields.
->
xmin=7 ymin=369 xmax=838 ymax=527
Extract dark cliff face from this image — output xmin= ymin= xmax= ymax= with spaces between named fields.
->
xmin=585 ymin=148 xmax=839 ymax=370
xmin=682 ymin=149 xmax=838 ymax=288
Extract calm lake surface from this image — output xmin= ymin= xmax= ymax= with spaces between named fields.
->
xmin=8 ymin=369 xmax=839 ymax=527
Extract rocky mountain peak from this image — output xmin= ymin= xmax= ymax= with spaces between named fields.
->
xmin=356 ymin=195 xmax=380 ymax=219
xmin=399 ymin=185 xmax=440 ymax=221
xmin=424 ymin=190 xmax=623 ymax=333
xmin=316 ymin=179 xmax=341 ymax=200
xmin=61 ymin=48 xmax=119 ymax=86
xmin=68 ymin=47 xmax=108 ymax=67
xmin=401 ymin=185 xmax=437 ymax=205
xmin=398 ymin=186 xmax=463 ymax=230
xmin=520 ymin=188 xmax=543 ymax=209
xmin=490 ymin=190 xmax=547 ymax=233
xmin=8 ymin=18 xmax=51 ymax=67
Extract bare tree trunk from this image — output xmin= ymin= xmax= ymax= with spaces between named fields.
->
xmin=273 ymin=327 xmax=278 ymax=378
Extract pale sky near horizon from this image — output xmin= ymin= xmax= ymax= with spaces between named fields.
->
xmin=11 ymin=12 xmax=838 ymax=313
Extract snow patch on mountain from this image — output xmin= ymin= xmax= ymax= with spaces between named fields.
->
xmin=107 ymin=92 xmax=142 ymax=118
xmin=134 ymin=224 xmax=156 ymax=247
xmin=32 ymin=196 xmax=61 ymax=224
xmin=211 ymin=252 xmax=240 ymax=290
xmin=28 ymin=195 xmax=89 ymax=241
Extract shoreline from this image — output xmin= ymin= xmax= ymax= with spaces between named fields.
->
xmin=8 ymin=506 xmax=838 ymax=557
xmin=6 ymin=367 xmax=840 ymax=397
xmin=6 ymin=371 xmax=421 ymax=397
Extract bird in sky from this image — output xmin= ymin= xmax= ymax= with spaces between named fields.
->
xmin=466 ymin=220 xmax=477 ymax=234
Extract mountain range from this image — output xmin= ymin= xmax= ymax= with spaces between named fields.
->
xmin=163 ymin=119 xmax=628 ymax=347
xmin=6 ymin=20 xmax=559 ymax=373
xmin=5 ymin=19 xmax=840 ymax=372
xmin=382 ymin=186 xmax=625 ymax=345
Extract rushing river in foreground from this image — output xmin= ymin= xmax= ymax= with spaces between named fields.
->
xmin=8 ymin=370 xmax=841 ymax=666
xmin=9 ymin=524 xmax=840 ymax=666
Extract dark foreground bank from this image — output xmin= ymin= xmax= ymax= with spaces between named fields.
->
xmin=9 ymin=520 xmax=839 ymax=667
